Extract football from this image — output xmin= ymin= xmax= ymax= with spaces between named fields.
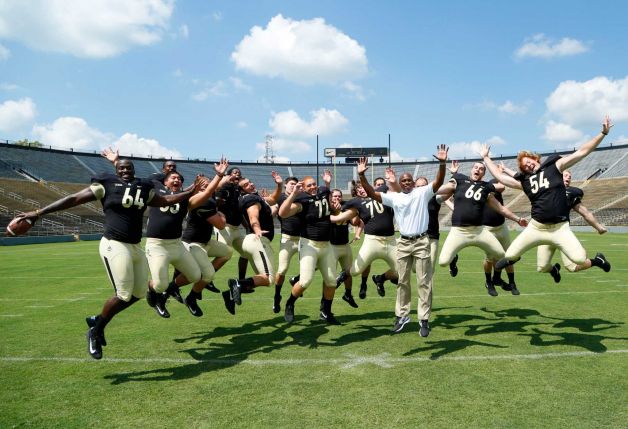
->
xmin=5 ymin=217 xmax=33 ymax=236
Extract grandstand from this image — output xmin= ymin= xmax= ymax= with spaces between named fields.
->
xmin=1 ymin=140 xmax=627 ymax=239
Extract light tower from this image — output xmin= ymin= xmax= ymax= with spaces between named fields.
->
xmin=263 ymin=134 xmax=275 ymax=163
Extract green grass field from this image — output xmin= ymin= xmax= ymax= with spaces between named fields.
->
xmin=1 ymin=232 xmax=627 ymax=428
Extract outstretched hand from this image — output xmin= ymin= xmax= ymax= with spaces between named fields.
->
xmin=479 ymin=144 xmax=491 ymax=159
xmin=272 ymin=171 xmax=283 ymax=185
xmin=449 ymin=160 xmax=460 ymax=174
xmin=602 ymin=115 xmax=613 ymax=135
xmin=433 ymin=144 xmax=448 ymax=163
xmin=214 ymin=157 xmax=229 ymax=176
xmin=384 ymin=167 xmax=396 ymax=183
xmin=356 ymin=157 xmax=369 ymax=175
xmin=101 ymin=147 xmax=119 ymax=164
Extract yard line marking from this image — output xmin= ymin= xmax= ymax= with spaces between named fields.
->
xmin=1 ymin=349 xmax=627 ymax=367
xmin=25 ymin=305 xmax=54 ymax=308
xmin=0 ymin=314 xmax=24 ymax=317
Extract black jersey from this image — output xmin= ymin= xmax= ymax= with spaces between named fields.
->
xmin=149 ymin=172 xmax=166 ymax=185
xmin=240 ymin=193 xmax=275 ymax=241
xmin=295 ymin=187 xmax=332 ymax=241
xmin=330 ymin=201 xmax=350 ymax=245
xmin=482 ymin=190 xmax=505 ymax=227
xmin=181 ymin=198 xmax=218 ymax=244
xmin=343 ymin=196 xmax=395 ymax=236
xmin=215 ymin=182 xmax=242 ymax=227
xmin=515 ymin=154 xmax=570 ymax=224
xmin=426 ymin=195 xmax=442 ymax=239
xmin=92 ymin=173 xmax=154 ymax=244
xmin=450 ymin=173 xmax=496 ymax=227
xmin=277 ymin=193 xmax=301 ymax=236
xmin=146 ymin=183 xmax=189 ymax=239
xmin=566 ymin=186 xmax=584 ymax=209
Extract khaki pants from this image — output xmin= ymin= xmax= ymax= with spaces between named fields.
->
xmin=332 ymin=243 xmax=352 ymax=273
xmin=183 ymin=242 xmax=216 ymax=282
xmin=536 ymin=245 xmax=579 ymax=272
xmin=242 ymin=235 xmax=275 ymax=282
xmin=218 ymin=224 xmax=245 ymax=255
xmin=438 ymin=225 xmax=505 ymax=266
xmin=395 ymin=235 xmax=433 ymax=321
xmin=145 ymin=238 xmax=201 ymax=293
xmin=299 ymin=238 xmax=336 ymax=288
xmin=350 ymin=234 xmax=396 ymax=276
xmin=506 ymin=220 xmax=586 ymax=266
xmin=276 ymin=234 xmax=300 ymax=276
xmin=99 ymin=237 xmax=148 ymax=301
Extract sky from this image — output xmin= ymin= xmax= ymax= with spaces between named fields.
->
xmin=1 ymin=0 xmax=627 ymax=163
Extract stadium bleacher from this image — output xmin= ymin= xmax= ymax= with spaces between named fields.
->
xmin=1 ymin=140 xmax=627 ymax=237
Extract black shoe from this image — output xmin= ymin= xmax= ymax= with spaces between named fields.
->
xmin=185 ymin=294 xmax=203 ymax=317
xmin=272 ymin=294 xmax=281 ymax=313
xmin=85 ymin=316 xmax=106 ymax=346
xmin=449 ymin=254 xmax=459 ymax=277
xmin=594 ymin=253 xmax=611 ymax=272
xmin=419 ymin=319 xmax=430 ymax=337
xmin=204 ymin=281 xmax=221 ymax=293
xmin=289 ymin=275 xmax=300 ymax=287
xmin=359 ymin=283 xmax=367 ymax=299
xmin=372 ymin=274 xmax=385 ymax=297
xmin=155 ymin=293 xmax=171 ymax=318
xmin=221 ymin=291 xmax=235 ymax=315
xmin=319 ymin=310 xmax=341 ymax=325
xmin=342 ymin=293 xmax=358 ymax=308
xmin=284 ymin=302 xmax=295 ymax=323
xmin=509 ymin=283 xmax=520 ymax=296
xmin=550 ymin=263 xmax=561 ymax=283
xmin=335 ymin=271 xmax=348 ymax=288
xmin=165 ymin=282 xmax=183 ymax=304
xmin=391 ymin=316 xmax=410 ymax=333
xmin=146 ymin=286 xmax=158 ymax=308
xmin=228 ymin=279 xmax=242 ymax=305
xmin=485 ymin=282 xmax=498 ymax=297
xmin=499 ymin=281 xmax=512 ymax=291
xmin=86 ymin=327 xmax=103 ymax=360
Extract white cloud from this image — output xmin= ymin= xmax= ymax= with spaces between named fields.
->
xmin=471 ymin=99 xmax=529 ymax=114
xmin=231 ymin=14 xmax=367 ymax=85
xmin=342 ymin=81 xmax=367 ymax=101
xmin=447 ymin=136 xmax=506 ymax=160
xmin=545 ymin=76 xmax=628 ymax=125
xmin=0 ymin=43 xmax=10 ymax=61
xmin=256 ymin=137 xmax=311 ymax=158
xmin=236 ymin=121 xmax=248 ymax=129
xmin=269 ymin=108 xmax=348 ymax=138
xmin=179 ymin=24 xmax=189 ymax=39
xmin=0 ymin=98 xmax=37 ymax=132
xmin=0 ymin=0 xmax=174 ymax=58
xmin=113 ymin=133 xmax=182 ymax=158
xmin=229 ymin=77 xmax=251 ymax=92
xmin=31 ymin=116 xmax=181 ymax=158
xmin=212 ymin=12 xmax=223 ymax=22
xmin=543 ymin=121 xmax=584 ymax=142
xmin=515 ymin=34 xmax=589 ymax=59
xmin=172 ymin=68 xmax=183 ymax=78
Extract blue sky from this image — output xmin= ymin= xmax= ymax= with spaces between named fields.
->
xmin=1 ymin=0 xmax=627 ymax=163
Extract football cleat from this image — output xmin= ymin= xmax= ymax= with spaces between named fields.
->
xmin=319 ymin=310 xmax=341 ymax=325
xmin=288 ymin=275 xmax=300 ymax=287
xmin=449 ymin=254 xmax=459 ymax=277
xmin=550 ymin=263 xmax=561 ymax=283
xmin=221 ymin=291 xmax=235 ymax=315
xmin=359 ymin=282 xmax=367 ymax=299
xmin=509 ymin=283 xmax=520 ymax=296
xmin=155 ymin=293 xmax=171 ymax=318
xmin=372 ymin=274 xmax=385 ymax=297
xmin=184 ymin=294 xmax=203 ymax=317
xmin=485 ymin=282 xmax=498 ymax=297
xmin=342 ymin=293 xmax=359 ymax=308
xmin=228 ymin=279 xmax=242 ymax=305
xmin=146 ymin=286 xmax=158 ymax=308
xmin=165 ymin=282 xmax=183 ymax=304
xmin=594 ymin=253 xmax=611 ymax=272
xmin=335 ymin=271 xmax=348 ymax=288
xmin=85 ymin=316 xmax=106 ymax=346
xmin=86 ymin=327 xmax=103 ymax=360
xmin=204 ymin=281 xmax=221 ymax=293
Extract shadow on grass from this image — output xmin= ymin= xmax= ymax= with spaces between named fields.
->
xmin=104 ymin=310 xmax=393 ymax=385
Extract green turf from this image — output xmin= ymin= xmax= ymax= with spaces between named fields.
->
xmin=1 ymin=232 xmax=627 ymax=428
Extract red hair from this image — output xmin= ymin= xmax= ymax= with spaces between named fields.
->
xmin=517 ymin=151 xmax=541 ymax=172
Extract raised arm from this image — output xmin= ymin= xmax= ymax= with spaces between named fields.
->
xmin=322 ymin=169 xmax=332 ymax=189
xmin=573 ymin=203 xmax=607 ymax=234
xmin=479 ymin=144 xmax=522 ymax=190
xmin=556 ymin=116 xmax=613 ymax=172
xmin=431 ymin=144 xmax=449 ymax=192
xmin=16 ymin=187 xmax=98 ymax=224
xmin=278 ymin=182 xmax=303 ymax=218
xmin=385 ymin=167 xmax=401 ymax=192
xmin=356 ymin=157 xmax=382 ymax=203
xmin=266 ymin=171 xmax=283 ymax=205
xmin=188 ymin=158 xmax=229 ymax=210
xmin=150 ymin=175 xmax=203 ymax=207
xmin=330 ymin=207 xmax=359 ymax=223
xmin=101 ymin=147 xmax=119 ymax=166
